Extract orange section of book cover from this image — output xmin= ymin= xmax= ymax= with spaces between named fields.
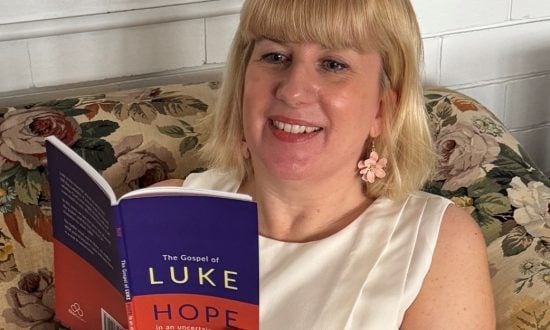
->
xmin=54 ymin=240 xmax=127 ymax=329
xmin=131 ymin=293 xmax=259 ymax=330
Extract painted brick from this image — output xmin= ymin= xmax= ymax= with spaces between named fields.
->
xmin=440 ymin=20 xmax=550 ymax=86
xmin=457 ymin=84 xmax=506 ymax=121
xmin=106 ymin=0 xmax=207 ymax=12
xmin=512 ymin=0 xmax=550 ymax=20
xmin=511 ymin=126 xmax=550 ymax=174
xmin=505 ymin=75 xmax=550 ymax=129
xmin=0 ymin=1 xmax=101 ymax=24
xmin=0 ymin=0 xmax=206 ymax=24
xmin=422 ymin=37 xmax=441 ymax=86
xmin=411 ymin=0 xmax=509 ymax=35
xmin=206 ymin=14 xmax=239 ymax=64
xmin=28 ymin=20 xmax=205 ymax=87
xmin=0 ymin=40 xmax=33 ymax=93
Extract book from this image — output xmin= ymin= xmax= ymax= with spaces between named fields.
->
xmin=45 ymin=135 xmax=259 ymax=330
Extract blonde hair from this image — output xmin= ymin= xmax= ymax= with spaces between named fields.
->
xmin=199 ymin=0 xmax=435 ymax=200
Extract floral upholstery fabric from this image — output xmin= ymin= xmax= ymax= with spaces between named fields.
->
xmin=0 ymin=83 xmax=547 ymax=329
xmin=0 ymin=83 xmax=216 ymax=329
xmin=424 ymin=88 xmax=550 ymax=329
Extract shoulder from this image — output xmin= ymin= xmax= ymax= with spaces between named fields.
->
xmin=436 ymin=205 xmax=489 ymax=264
xmin=401 ymin=204 xmax=496 ymax=329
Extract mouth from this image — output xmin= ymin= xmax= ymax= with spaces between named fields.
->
xmin=270 ymin=119 xmax=322 ymax=134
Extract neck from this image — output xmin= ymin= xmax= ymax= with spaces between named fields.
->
xmin=239 ymin=172 xmax=372 ymax=242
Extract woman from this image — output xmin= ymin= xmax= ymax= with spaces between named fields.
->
xmin=161 ymin=0 xmax=496 ymax=328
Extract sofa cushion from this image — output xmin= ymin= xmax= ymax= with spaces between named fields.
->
xmin=0 ymin=83 xmax=548 ymax=329
xmin=0 ymin=82 xmax=217 ymax=328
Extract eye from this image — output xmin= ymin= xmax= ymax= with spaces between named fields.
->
xmin=261 ymin=52 xmax=289 ymax=64
xmin=321 ymin=59 xmax=348 ymax=72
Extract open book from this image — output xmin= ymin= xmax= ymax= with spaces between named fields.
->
xmin=45 ymin=136 xmax=259 ymax=330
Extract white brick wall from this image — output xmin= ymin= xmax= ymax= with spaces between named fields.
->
xmin=457 ymin=84 xmax=506 ymax=120
xmin=416 ymin=0 xmax=550 ymax=174
xmin=439 ymin=21 xmax=550 ymax=86
xmin=28 ymin=20 xmax=205 ymax=87
xmin=512 ymin=127 xmax=550 ymax=175
xmin=421 ymin=37 xmax=441 ymax=86
xmin=0 ymin=0 xmax=548 ymax=173
xmin=412 ymin=0 xmax=510 ymax=35
xmin=205 ymin=14 xmax=239 ymax=64
xmin=0 ymin=40 xmax=33 ymax=92
xmin=505 ymin=75 xmax=550 ymax=129
xmin=0 ymin=0 xmax=206 ymax=24
xmin=512 ymin=0 xmax=550 ymax=19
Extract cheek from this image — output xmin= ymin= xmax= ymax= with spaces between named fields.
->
xmin=242 ymin=72 xmax=258 ymax=126
xmin=242 ymin=66 xmax=277 ymax=118
xmin=241 ymin=99 xmax=255 ymax=144
xmin=242 ymin=71 xmax=254 ymax=113
xmin=242 ymin=76 xmax=267 ymax=143
xmin=243 ymin=69 xmax=270 ymax=112
xmin=331 ymin=94 xmax=382 ymax=144
xmin=330 ymin=90 xmax=380 ymax=122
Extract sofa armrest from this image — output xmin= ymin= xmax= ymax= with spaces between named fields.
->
xmin=423 ymin=88 xmax=550 ymax=329
xmin=0 ymin=82 xmax=217 ymax=328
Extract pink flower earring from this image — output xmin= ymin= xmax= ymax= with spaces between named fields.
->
xmin=358 ymin=144 xmax=387 ymax=183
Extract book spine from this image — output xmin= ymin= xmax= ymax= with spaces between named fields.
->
xmin=114 ymin=207 xmax=136 ymax=330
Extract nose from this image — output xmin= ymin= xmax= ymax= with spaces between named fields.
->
xmin=275 ymin=62 xmax=319 ymax=107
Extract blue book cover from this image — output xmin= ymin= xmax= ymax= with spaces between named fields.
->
xmin=46 ymin=136 xmax=259 ymax=330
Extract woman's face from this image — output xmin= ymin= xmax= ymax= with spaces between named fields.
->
xmin=242 ymin=38 xmax=385 ymax=182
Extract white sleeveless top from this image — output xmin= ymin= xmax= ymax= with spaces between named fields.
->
xmin=183 ymin=170 xmax=452 ymax=330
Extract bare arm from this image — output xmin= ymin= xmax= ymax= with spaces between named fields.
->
xmin=401 ymin=204 xmax=496 ymax=329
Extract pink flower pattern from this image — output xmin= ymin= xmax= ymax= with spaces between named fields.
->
xmin=358 ymin=151 xmax=387 ymax=183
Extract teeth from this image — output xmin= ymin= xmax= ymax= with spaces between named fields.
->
xmin=305 ymin=127 xmax=316 ymax=133
xmin=272 ymin=120 xmax=320 ymax=134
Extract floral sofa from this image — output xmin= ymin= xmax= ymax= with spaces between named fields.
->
xmin=0 ymin=82 xmax=548 ymax=329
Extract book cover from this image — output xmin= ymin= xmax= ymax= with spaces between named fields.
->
xmin=46 ymin=136 xmax=259 ymax=330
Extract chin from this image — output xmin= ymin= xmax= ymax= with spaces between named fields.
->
xmin=249 ymin=142 xmax=329 ymax=182
xmin=265 ymin=161 xmax=319 ymax=181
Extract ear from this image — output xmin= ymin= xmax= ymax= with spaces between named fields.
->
xmin=370 ymin=89 xmax=396 ymax=138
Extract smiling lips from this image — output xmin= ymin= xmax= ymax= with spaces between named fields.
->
xmin=271 ymin=119 xmax=321 ymax=134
